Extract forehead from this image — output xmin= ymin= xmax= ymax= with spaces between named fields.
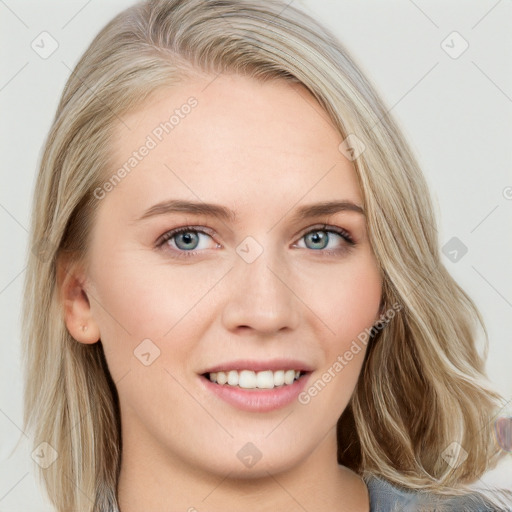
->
xmin=106 ymin=74 xmax=362 ymax=216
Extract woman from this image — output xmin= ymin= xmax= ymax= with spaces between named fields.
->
xmin=21 ymin=0 xmax=511 ymax=510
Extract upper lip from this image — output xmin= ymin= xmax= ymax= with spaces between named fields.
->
xmin=201 ymin=359 xmax=314 ymax=374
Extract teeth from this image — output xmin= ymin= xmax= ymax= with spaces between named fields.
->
xmin=274 ymin=370 xmax=285 ymax=387
xmin=256 ymin=370 xmax=274 ymax=389
xmin=239 ymin=370 xmax=257 ymax=388
xmin=227 ymin=370 xmax=239 ymax=386
xmin=207 ymin=369 xmax=303 ymax=389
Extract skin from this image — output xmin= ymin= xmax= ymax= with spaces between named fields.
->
xmin=59 ymin=74 xmax=382 ymax=512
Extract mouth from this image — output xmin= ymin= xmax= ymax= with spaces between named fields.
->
xmin=198 ymin=364 xmax=312 ymax=412
xmin=202 ymin=369 xmax=309 ymax=390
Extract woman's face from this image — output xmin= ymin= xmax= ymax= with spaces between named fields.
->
xmin=75 ymin=74 xmax=382 ymax=478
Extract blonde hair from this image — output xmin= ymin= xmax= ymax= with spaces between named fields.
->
xmin=21 ymin=0 xmax=511 ymax=510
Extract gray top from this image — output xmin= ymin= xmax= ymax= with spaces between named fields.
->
xmin=365 ymin=474 xmax=506 ymax=511
xmin=108 ymin=475 xmax=508 ymax=511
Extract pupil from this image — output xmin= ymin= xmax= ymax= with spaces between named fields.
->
xmin=308 ymin=231 xmax=327 ymax=249
xmin=179 ymin=232 xmax=197 ymax=249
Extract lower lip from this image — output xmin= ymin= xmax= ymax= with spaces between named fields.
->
xmin=199 ymin=373 xmax=311 ymax=412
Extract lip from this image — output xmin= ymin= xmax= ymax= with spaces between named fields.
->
xmin=199 ymin=372 xmax=312 ymax=412
xmin=200 ymin=358 xmax=315 ymax=374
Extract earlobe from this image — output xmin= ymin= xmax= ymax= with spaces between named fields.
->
xmin=56 ymin=254 xmax=100 ymax=344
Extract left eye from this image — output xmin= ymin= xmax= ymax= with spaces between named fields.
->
xmin=295 ymin=228 xmax=353 ymax=251
xmin=156 ymin=225 xmax=354 ymax=257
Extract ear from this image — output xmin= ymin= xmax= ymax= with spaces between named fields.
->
xmin=56 ymin=253 xmax=100 ymax=344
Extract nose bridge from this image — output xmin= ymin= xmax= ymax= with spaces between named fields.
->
xmin=221 ymin=237 xmax=300 ymax=333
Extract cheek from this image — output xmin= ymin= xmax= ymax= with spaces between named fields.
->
xmin=87 ymin=252 xmax=224 ymax=371
xmin=335 ymin=270 xmax=381 ymax=339
xmin=298 ymin=254 xmax=382 ymax=345
xmin=296 ymin=258 xmax=381 ymax=416
xmin=89 ymin=248 xmax=168 ymax=328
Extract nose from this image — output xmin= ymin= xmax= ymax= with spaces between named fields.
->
xmin=221 ymin=246 xmax=301 ymax=336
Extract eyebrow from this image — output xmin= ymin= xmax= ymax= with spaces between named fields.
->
xmin=137 ymin=199 xmax=365 ymax=223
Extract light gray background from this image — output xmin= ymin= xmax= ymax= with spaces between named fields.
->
xmin=1 ymin=0 xmax=511 ymax=509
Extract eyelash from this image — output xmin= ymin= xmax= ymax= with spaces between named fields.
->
xmin=155 ymin=224 xmax=356 ymax=260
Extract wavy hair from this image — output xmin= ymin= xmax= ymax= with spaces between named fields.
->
xmin=21 ymin=0 xmax=511 ymax=510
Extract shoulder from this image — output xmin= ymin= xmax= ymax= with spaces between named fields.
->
xmin=364 ymin=474 xmax=507 ymax=512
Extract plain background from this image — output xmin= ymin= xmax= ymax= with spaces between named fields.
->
xmin=1 ymin=0 xmax=511 ymax=509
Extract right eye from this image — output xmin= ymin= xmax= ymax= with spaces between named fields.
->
xmin=156 ymin=226 xmax=220 ymax=259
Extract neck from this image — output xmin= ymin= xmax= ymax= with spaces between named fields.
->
xmin=116 ymin=423 xmax=369 ymax=512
